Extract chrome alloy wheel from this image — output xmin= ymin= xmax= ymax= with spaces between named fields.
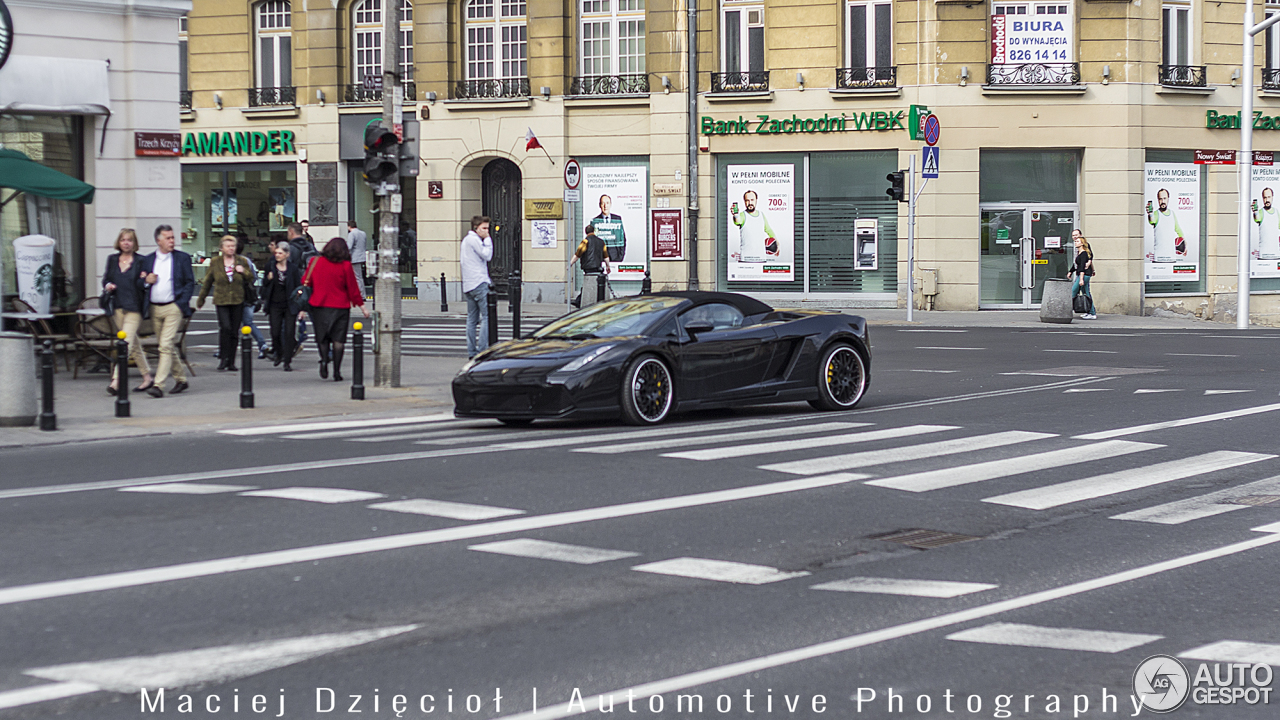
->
xmin=630 ymin=357 xmax=673 ymax=423
xmin=823 ymin=346 xmax=866 ymax=407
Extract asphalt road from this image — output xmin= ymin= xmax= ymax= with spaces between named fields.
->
xmin=3 ymin=326 xmax=1280 ymax=719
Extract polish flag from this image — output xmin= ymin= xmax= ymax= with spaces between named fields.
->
xmin=525 ymin=127 xmax=543 ymax=151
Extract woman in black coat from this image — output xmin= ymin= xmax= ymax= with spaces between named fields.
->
xmin=261 ymin=240 xmax=303 ymax=370
xmin=102 ymin=228 xmax=154 ymax=394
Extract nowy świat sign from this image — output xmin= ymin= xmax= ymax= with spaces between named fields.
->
xmin=701 ymin=111 xmax=905 ymax=136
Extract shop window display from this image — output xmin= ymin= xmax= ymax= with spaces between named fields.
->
xmin=181 ymin=166 xmax=297 ymax=280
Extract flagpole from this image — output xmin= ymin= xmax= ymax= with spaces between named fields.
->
xmin=542 ymin=146 xmax=555 ymax=165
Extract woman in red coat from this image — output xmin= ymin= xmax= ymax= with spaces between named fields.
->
xmin=303 ymin=237 xmax=370 ymax=381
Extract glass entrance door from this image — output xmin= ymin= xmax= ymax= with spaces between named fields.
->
xmin=980 ymin=206 xmax=1075 ymax=307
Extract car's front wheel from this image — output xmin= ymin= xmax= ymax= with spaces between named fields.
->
xmin=620 ymin=355 xmax=674 ymax=425
xmin=809 ymin=342 xmax=867 ymax=411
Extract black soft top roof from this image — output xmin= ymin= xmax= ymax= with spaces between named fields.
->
xmin=651 ymin=291 xmax=774 ymax=316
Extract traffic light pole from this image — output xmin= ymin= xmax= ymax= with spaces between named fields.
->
xmin=906 ymin=154 xmax=915 ymax=323
xmin=376 ymin=0 xmax=402 ymax=387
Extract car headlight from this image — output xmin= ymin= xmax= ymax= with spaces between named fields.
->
xmin=556 ymin=344 xmax=617 ymax=373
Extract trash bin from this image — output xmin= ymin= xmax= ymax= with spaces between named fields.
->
xmin=0 ymin=332 xmax=37 ymax=426
xmin=1040 ymin=278 xmax=1073 ymax=324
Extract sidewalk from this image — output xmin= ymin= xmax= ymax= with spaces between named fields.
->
xmin=0 ymin=304 xmax=1234 ymax=449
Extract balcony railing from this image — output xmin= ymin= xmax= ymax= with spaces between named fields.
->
xmin=1159 ymin=64 xmax=1207 ymax=88
xmin=835 ymin=66 xmax=897 ymax=89
xmin=711 ymin=71 xmax=770 ymax=93
xmin=249 ymin=86 xmax=297 ymax=107
xmin=453 ymin=78 xmax=531 ymax=99
xmin=985 ymin=63 xmax=1080 ymax=86
xmin=343 ymin=81 xmax=417 ymax=104
xmin=1263 ymin=68 xmax=1280 ymax=90
xmin=179 ymin=90 xmax=192 ymax=110
xmin=569 ymin=74 xmax=649 ymax=96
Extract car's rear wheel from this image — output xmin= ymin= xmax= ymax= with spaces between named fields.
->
xmin=809 ymin=343 xmax=867 ymax=411
xmin=620 ymin=355 xmax=674 ymax=425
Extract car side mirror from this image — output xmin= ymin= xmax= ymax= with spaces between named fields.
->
xmin=684 ymin=323 xmax=715 ymax=339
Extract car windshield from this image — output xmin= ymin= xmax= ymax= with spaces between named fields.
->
xmin=532 ymin=297 xmax=684 ymax=339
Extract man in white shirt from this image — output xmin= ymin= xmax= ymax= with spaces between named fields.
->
xmin=140 ymin=225 xmax=195 ymax=397
xmin=731 ymin=190 xmax=778 ymax=264
xmin=1254 ymin=187 xmax=1280 ymax=260
xmin=460 ymin=215 xmax=494 ymax=357
xmin=346 ymin=219 xmax=368 ymax=296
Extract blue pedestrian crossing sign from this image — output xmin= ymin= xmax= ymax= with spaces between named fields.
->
xmin=922 ymin=146 xmax=940 ymax=179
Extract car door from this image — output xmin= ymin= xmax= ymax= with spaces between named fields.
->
xmin=676 ymin=303 xmax=778 ymax=401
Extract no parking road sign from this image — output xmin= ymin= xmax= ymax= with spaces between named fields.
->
xmin=922 ymin=146 xmax=940 ymax=179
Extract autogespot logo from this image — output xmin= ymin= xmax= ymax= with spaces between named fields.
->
xmin=1133 ymin=655 xmax=1190 ymax=713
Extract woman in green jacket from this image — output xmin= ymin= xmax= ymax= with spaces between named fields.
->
xmin=197 ymin=235 xmax=256 ymax=371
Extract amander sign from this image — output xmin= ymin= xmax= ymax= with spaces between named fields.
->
xmin=701 ymin=111 xmax=905 ymax=136
xmin=182 ymin=130 xmax=298 ymax=156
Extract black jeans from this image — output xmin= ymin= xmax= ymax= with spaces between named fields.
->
xmin=215 ymin=304 xmax=241 ymax=365
xmin=267 ymin=301 xmax=296 ymax=363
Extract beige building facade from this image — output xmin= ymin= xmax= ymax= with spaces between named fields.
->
xmin=179 ymin=0 xmax=1280 ymax=322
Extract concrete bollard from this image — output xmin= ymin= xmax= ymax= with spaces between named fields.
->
xmin=1040 ymin=278 xmax=1074 ymax=324
xmin=487 ymin=290 xmax=498 ymax=347
xmin=39 ymin=340 xmax=56 ymax=431
xmin=115 ymin=331 xmax=131 ymax=418
xmin=0 ymin=332 xmax=37 ymax=427
xmin=351 ymin=322 xmax=365 ymax=400
xmin=439 ymin=273 xmax=448 ymax=312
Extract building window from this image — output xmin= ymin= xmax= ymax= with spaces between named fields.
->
xmin=720 ymin=2 xmax=763 ymax=74
xmin=352 ymin=0 xmax=414 ymax=87
xmin=1160 ymin=3 xmax=1203 ymax=86
xmin=987 ymin=2 xmax=1078 ymax=85
xmin=459 ymin=0 xmax=528 ymax=97
xmin=253 ymin=1 xmax=294 ymax=106
xmin=179 ymin=16 xmax=190 ymax=109
xmin=840 ymin=0 xmax=893 ymax=88
xmin=1267 ymin=2 xmax=1280 ymax=89
xmin=573 ymin=0 xmax=646 ymax=94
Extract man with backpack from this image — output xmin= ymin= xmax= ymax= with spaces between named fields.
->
xmin=286 ymin=222 xmax=317 ymax=353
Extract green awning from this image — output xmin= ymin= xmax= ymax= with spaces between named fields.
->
xmin=0 ymin=148 xmax=94 ymax=204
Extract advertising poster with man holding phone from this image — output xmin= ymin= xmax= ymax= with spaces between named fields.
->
xmin=1250 ymin=164 xmax=1280 ymax=278
xmin=1143 ymin=162 xmax=1200 ymax=282
xmin=726 ymin=164 xmax=794 ymax=282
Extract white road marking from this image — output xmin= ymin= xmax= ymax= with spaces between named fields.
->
xmin=368 ymin=498 xmax=524 ymax=520
xmin=345 ymin=428 xmax=494 ymax=443
xmin=482 ymin=416 xmax=804 ymax=451
xmin=1179 ymin=640 xmax=1280 ymax=666
xmin=1111 ymin=475 xmax=1280 ymax=524
xmin=577 ymin=422 xmax=870 ymax=454
xmin=281 ymin=423 xmax=480 ymax=441
xmin=901 ymin=369 xmax=959 ymax=373
xmin=0 ymin=473 xmax=867 ymax=607
xmin=240 ymin=487 xmax=387 ymax=504
xmin=1063 ymin=388 xmax=1111 ymax=393
xmin=896 ymin=329 xmax=969 ymax=333
xmin=118 ymin=483 xmax=256 ymax=495
xmin=632 ymin=558 xmax=809 ymax=585
xmin=469 ymin=539 xmax=639 ymax=564
xmin=664 ymin=425 xmax=956 ymax=462
xmin=1205 ymin=390 xmax=1253 ymax=395
xmin=982 ymin=452 xmax=1275 ymax=510
xmin=811 ymin=577 xmax=996 ymax=598
xmin=846 ymin=376 xmax=1111 ymax=414
xmin=1075 ymin=402 xmax=1280 ymax=440
xmin=1167 ymin=353 xmax=1237 ymax=357
xmin=219 ymin=413 xmax=455 ymax=436
xmin=494 ymin=534 xmax=1280 ymax=720
xmin=915 ymin=346 xmax=985 ymax=350
xmin=1134 ymin=389 xmax=1182 ymax=394
xmin=946 ymin=622 xmax=1162 ymax=653
xmin=1043 ymin=349 xmax=1118 ymax=354
xmin=0 ymin=682 xmax=99 ymax=711
xmin=866 ymin=440 xmax=1161 ymax=493
xmin=760 ymin=431 xmax=1055 ymax=476
xmin=17 ymin=626 xmax=418 ymax=707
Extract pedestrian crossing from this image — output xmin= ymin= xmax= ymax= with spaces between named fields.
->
xmin=219 ymin=406 xmax=1280 ymax=532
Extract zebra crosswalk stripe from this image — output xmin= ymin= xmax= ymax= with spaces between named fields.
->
xmin=946 ymin=622 xmax=1162 ymax=653
xmin=575 ymin=422 xmax=870 ymax=455
xmin=1110 ymin=475 xmax=1280 ymax=524
xmin=759 ymin=431 xmax=1055 ymax=476
xmin=866 ymin=440 xmax=1162 ymax=493
xmin=663 ymin=425 xmax=957 ymax=462
xmin=982 ymin=451 xmax=1275 ymax=510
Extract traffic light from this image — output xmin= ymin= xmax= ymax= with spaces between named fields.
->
xmin=363 ymin=123 xmax=400 ymax=184
xmin=886 ymin=171 xmax=906 ymax=202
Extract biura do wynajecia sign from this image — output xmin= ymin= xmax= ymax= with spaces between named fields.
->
xmin=701 ymin=111 xmax=905 ymax=136
xmin=1206 ymin=110 xmax=1280 ymax=130
xmin=182 ymin=130 xmax=298 ymax=156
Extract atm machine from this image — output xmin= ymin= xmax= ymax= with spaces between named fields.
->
xmin=854 ymin=218 xmax=878 ymax=270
